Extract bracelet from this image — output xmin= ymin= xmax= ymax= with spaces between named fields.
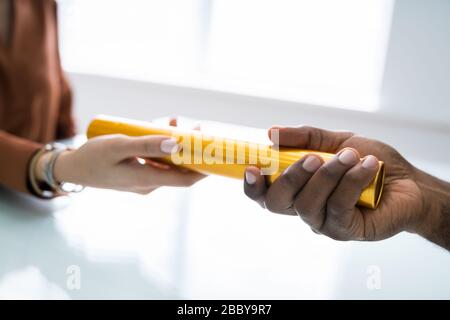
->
xmin=28 ymin=143 xmax=84 ymax=198
xmin=28 ymin=146 xmax=55 ymax=198
xmin=43 ymin=143 xmax=85 ymax=194
xmin=44 ymin=145 xmax=68 ymax=192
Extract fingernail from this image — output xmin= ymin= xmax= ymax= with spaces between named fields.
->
xmin=362 ymin=155 xmax=379 ymax=169
xmin=303 ymin=156 xmax=321 ymax=173
xmin=338 ymin=149 xmax=358 ymax=165
xmin=245 ymin=171 xmax=257 ymax=185
xmin=160 ymin=138 xmax=181 ymax=154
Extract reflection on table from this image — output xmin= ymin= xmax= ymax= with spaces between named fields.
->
xmin=0 ymin=171 xmax=449 ymax=299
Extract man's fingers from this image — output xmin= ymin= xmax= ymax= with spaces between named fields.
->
xmin=321 ymin=155 xmax=379 ymax=240
xmin=111 ymin=135 xmax=181 ymax=160
xmin=269 ymin=126 xmax=353 ymax=153
xmin=169 ymin=118 xmax=177 ymax=126
xmin=170 ymin=117 xmax=201 ymax=130
xmin=244 ymin=166 xmax=267 ymax=208
xmin=264 ymin=155 xmax=322 ymax=215
xmin=293 ymin=148 xmax=360 ymax=230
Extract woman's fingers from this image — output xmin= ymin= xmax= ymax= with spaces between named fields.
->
xmin=109 ymin=135 xmax=181 ymax=160
xmin=143 ymin=158 xmax=172 ymax=170
xmin=243 ymin=166 xmax=267 ymax=208
xmin=320 ymin=155 xmax=379 ymax=240
xmin=293 ymin=148 xmax=360 ymax=230
xmin=264 ymin=155 xmax=322 ymax=215
xmin=108 ymin=132 xmax=206 ymax=188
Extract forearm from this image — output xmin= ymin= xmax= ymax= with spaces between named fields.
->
xmin=415 ymin=170 xmax=450 ymax=250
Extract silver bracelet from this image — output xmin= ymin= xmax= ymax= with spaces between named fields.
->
xmin=28 ymin=146 xmax=55 ymax=198
xmin=42 ymin=143 xmax=85 ymax=194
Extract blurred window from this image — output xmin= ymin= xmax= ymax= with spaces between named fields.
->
xmin=58 ymin=0 xmax=394 ymax=111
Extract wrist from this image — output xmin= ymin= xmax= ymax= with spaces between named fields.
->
xmin=413 ymin=168 xmax=450 ymax=246
xmin=53 ymin=149 xmax=77 ymax=184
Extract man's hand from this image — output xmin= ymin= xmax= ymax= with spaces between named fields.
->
xmin=244 ymin=126 xmax=450 ymax=250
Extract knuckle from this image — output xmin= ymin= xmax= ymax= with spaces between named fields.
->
xmin=326 ymin=198 xmax=346 ymax=217
xmin=109 ymin=134 xmax=128 ymax=145
xmin=109 ymin=136 xmax=128 ymax=151
xmin=111 ymin=133 xmax=128 ymax=140
xmin=140 ymin=142 xmax=153 ymax=156
xmin=344 ymin=130 xmax=355 ymax=136
xmin=293 ymin=125 xmax=315 ymax=142
xmin=265 ymin=199 xmax=281 ymax=213
xmin=320 ymin=224 xmax=352 ymax=241
xmin=298 ymin=125 xmax=314 ymax=132
xmin=318 ymin=164 xmax=339 ymax=180
xmin=344 ymin=170 xmax=362 ymax=184
xmin=108 ymin=142 xmax=123 ymax=155
xmin=294 ymin=197 xmax=326 ymax=229
xmin=98 ymin=133 xmax=124 ymax=141
xmin=293 ymin=196 xmax=312 ymax=218
xmin=323 ymin=209 xmax=361 ymax=240
xmin=281 ymin=169 xmax=302 ymax=188
xmin=145 ymin=138 xmax=159 ymax=154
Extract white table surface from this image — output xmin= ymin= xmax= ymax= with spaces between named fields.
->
xmin=0 ymin=171 xmax=449 ymax=299
xmin=1 ymin=124 xmax=449 ymax=299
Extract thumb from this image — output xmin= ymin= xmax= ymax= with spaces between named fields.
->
xmin=269 ymin=126 xmax=353 ymax=153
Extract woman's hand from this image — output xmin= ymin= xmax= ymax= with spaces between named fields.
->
xmin=39 ymin=134 xmax=203 ymax=194
xmin=243 ymin=126 xmax=449 ymax=249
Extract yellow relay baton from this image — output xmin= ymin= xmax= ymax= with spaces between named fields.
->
xmin=87 ymin=115 xmax=385 ymax=209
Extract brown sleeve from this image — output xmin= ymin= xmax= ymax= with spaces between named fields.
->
xmin=0 ymin=130 xmax=42 ymax=194
xmin=54 ymin=0 xmax=76 ymax=140
xmin=55 ymin=73 xmax=76 ymax=139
